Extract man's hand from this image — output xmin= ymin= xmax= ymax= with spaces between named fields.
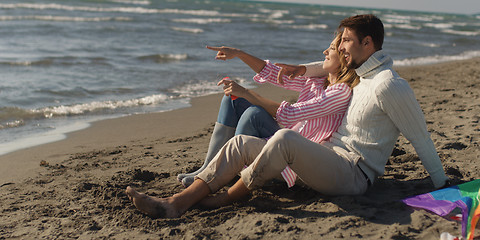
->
xmin=274 ymin=63 xmax=306 ymax=85
xmin=439 ymin=179 xmax=452 ymax=189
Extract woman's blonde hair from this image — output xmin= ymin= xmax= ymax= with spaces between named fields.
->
xmin=325 ymin=31 xmax=360 ymax=89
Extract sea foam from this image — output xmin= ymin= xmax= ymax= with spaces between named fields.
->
xmin=394 ymin=50 xmax=480 ymax=66
xmin=0 ymin=15 xmax=131 ymax=22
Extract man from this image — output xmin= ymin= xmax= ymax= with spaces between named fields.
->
xmin=281 ymin=14 xmax=449 ymax=190
xmin=126 ymin=14 xmax=449 ymax=218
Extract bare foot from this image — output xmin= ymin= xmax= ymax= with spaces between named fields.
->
xmin=125 ymin=186 xmax=180 ymax=218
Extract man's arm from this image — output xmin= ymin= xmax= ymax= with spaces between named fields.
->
xmin=302 ymin=61 xmax=326 ymax=78
xmin=378 ymin=78 xmax=449 ymax=188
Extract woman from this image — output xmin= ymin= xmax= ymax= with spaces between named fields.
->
xmin=126 ymin=32 xmax=359 ymax=218
xmin=177 ymin=32 xmax=359 ymax=187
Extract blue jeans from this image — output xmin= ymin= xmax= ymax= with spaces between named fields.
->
xmin=217 ymin=95 xmax=280 ymax=138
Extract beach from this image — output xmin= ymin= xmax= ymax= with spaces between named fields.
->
xmin=1 ymin=58 xmax=479 ymax=239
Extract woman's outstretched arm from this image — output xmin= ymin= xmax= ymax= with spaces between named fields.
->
xmin=206 ymin=46 xmax=266 ymax=73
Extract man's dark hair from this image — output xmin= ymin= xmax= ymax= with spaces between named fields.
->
xmin=339 ymin=14 xmax=384 ymax=51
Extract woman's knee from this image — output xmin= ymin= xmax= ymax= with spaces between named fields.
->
xmin=242 ymin=105 xmax=267 ymax=120
xmin=235 ymin=106 xmax=270 ymax=136
xmin=239 ymin=105 xmax=274 ymax=128
xmin=220 ymin=95 xmax=231 ymax=105
xmin=217 ymin=96 xmax=236 ymax=126
xmin=218 ymin=95 xmax=233 ymax=114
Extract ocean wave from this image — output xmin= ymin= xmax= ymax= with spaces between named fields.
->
xmin=0 ymin=59 xmax=53 ymax=66
xmin=172 ymin=18 xmax=231 ymax=24
xmin=250 ymin=18 xmax=295 ymax=25
xmin=258 ymin=8 xmax=289 ymax=15
xmin=424 ymin=22 xmax=454 ymax=29
xmin=170 ymin=77 xmax=249 ymax=99
xmin=107 ymin=0 xmax=151 ymax=5
xmin=383 ymin=14 xmax=444 ymax=23
xmin=38 ymin=94 xmax=169 ymax=117
xmin=295 ymin=15 xmax=316 ymax=20
xmin=157 ymin=9 xmax=220 ymax=16
xmin=0 ymin=94 xmax=169 ymax=130
xmin=330 ymin=11 xmax=350 ymax=16
xmin=418 ymin=42 xmax=441 ymax=48
xmin=441 ymin=29 xmax=479 ymax=36
xmin=0 ymin=3 xmax=220 ymax=16
xmin=137 ymin=53 xmax=188 ymax=63
xmin=384 ymin=24 xmax=422 ymax=30
xmin=394 ymin=50 xmax=480 ymax=66
xmin=0 ymin=15 xmax=131 ymax=22
xmin=258 ymin=8 xmax=289 ymax=19
xmin=35 ymin=87 xmax=135 ymax=98
xmin=0 ymin=120 xmax=25 ymax=130
xmin=289 ymin=23 xmax=328 ymax=30
xmin=0 ymin=3 xmax=158 ymax=13
xmin=0 ymin=107 xmax=35 ymax=129
xmin=383 ymin=16 xmax=410 ymax=24
xmin=0 ymin=56 xmax=110 ymax=67
xmin=171 ymin=27 xmax=204 ymax=34
xmin=220 ymin=12 xmax=260 ymax=18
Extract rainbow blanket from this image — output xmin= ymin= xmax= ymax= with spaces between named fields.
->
xmin=403 ymin=179 xmax=480 ymax=240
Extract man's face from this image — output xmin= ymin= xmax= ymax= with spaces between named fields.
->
xmin=339 ymin=28 xmax=367 ymax=69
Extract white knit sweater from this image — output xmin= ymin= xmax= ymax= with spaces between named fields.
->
xmin=305 ymin=50 xmax=448 ymax=188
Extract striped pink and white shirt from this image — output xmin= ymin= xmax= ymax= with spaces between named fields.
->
xmin=253 ymin=60 xmax=352 ymax=187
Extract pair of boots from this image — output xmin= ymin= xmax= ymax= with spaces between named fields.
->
xmin=177 ymin=122 xmax=235 ymax=187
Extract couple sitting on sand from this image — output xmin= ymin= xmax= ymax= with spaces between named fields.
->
xmin=126 ymin=14 xmax=450 ymax=218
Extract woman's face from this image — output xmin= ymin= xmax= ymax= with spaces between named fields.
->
xmin=322 ymin=39 xmax=341 ymax=75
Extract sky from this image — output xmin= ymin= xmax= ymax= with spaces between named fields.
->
xmin=258 ymin=0 xmax=480 ymax=15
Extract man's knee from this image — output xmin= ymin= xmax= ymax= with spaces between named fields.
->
xmin=270 ymin=129 xmax=300 ymax=144
xmin=224 ymin=135 xmax=266 ymax=165
xmin=256 ymin=129 xmax=296 ymax=156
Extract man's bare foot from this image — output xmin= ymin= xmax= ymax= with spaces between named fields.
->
xmin=125 ymin=186 xmax=181 ymax=218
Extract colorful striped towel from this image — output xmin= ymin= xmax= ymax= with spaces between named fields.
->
xmin=403 ymin=179 xmax=480 ymax=240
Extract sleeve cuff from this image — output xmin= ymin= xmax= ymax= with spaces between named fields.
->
xmin=253 ymin=60 xmax=274 ymax=84
xmin=275 ymin=101 xmax=293 ymax=127
xmin=301 ymin=61 xmax=324 ymax=78
xmin=430 ymin=170 xmax=449 ymax=189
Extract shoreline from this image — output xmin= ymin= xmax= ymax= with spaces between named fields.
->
xmin=0 ymin=54 xmax=478 ymax=158
xmin=1 ymin=55 xmax=475 ymax=158
xmin=0 ymin=83 xmax=297 ymax=185
xmin=1 ymin=58 xmax=479 ymax=239
xmin=0 ymin=51 xmax=480 ymax=157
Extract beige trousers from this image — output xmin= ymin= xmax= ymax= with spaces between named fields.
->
xmin=196 ymin=129 xmax=368 ymax=196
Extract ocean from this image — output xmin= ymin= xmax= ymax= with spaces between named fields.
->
xmin=1 ymin=0 xmax=479 ymax=155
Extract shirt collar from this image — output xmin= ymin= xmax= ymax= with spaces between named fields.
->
xmin=355 ymin=50 xmax=393 ymax=79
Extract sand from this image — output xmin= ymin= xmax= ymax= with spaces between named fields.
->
xmin=0 ymin=58 xmax=479 ymax=239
